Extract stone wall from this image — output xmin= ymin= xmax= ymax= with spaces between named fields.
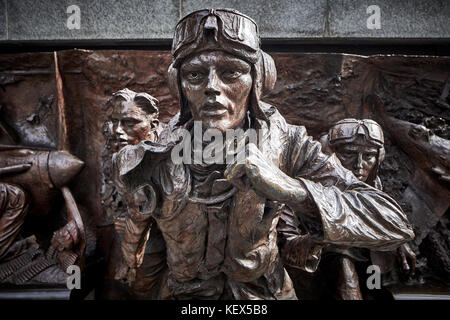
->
xmin=1 ymin=0 xmax=449 ymax=43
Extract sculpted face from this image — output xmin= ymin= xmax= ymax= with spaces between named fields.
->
xmin=112 ymin=102 xmax=158 ymax=149
xmin=180 ymin=51 xmax=253 ymax=132
xmin=334 ymin=136 xmax=378 ymax=182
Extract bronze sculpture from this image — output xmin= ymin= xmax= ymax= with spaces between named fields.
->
xmin=0 ymin=146 xmax=85 ymax=284
xmin=110 ymin=88 xmax=160 ymax=152
xmin=101 ymin=88 xmax=161 ymax=222
xmin=100 ymin=88 xmax=167 ymax=299
xmin=320 ymin=119 xmax=416 ymax=299
xmin=112 ymin=9 xmax=414 ymax=300
xmin=0 ymin=99 xmax=85 ymax=285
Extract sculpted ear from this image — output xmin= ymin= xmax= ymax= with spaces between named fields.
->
xmin=151 ymin=119 xmax=160 ymax=130
xmin=168 ymin=63 xmax=179 ymax=100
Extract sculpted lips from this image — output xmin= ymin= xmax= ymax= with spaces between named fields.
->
xmin=201 ymin=102 xmax=228 ymax=117
xmin=118 ymin=138 xmax=128 ymax=146
xmin=353 ymin=171 xmax=364 ymax=180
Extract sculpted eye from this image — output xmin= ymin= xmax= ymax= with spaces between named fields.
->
xmin=123 ymin=119 xmax=140 ymax=127
xmin=363 ymin=153 xmax=376 ymax=160
xmin=223 ymin=70 xmax=242 ymax=79
xmin=187 ymin=71 xmax=204 ymax=81
xmin=338 ymin=153 xmax=355 ymax=162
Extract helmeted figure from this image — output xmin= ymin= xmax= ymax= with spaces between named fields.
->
xmin=321 ymin=119 xmax=387 ymax=299
xmin=113 ymin=9 xmax=414 ymax=300
xmin=282 ymin=119 xmax=415 ymax=300
xmin=322 ymin=118 xmax=385 ymax=188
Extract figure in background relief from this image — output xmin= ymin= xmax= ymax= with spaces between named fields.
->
xmin=101 ymin=89 xmax=166 ymax=299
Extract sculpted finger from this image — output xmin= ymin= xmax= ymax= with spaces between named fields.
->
xmin=225 ymin=162 xmax=247 ymax=190
xmin=114 ymin=217 xmax=126 ymax=234
xmin=225 ymin=162 xmax=245 ymax=180
xmin=432 ymin=166 xmax=450 ymax=182
xmin=127 ymin=268 xmax=137 ymax=282
xmin=230 ymin=176 xmax=247 ymax=191
xmin=399 ymin=249 xmax=410 ymax=272
xmin=432 ymin=166 xmax=446 ymax=175
xmin=114 ymin=264 xmax=129 ymax=281
xmin=408 ymin=252 xmax=417 ymax=275
xmin=410 ymin=257 xmax=416 ymax=275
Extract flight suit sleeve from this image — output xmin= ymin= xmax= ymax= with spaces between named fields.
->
xmin=285 ymin=126 xmax=414 ymax=252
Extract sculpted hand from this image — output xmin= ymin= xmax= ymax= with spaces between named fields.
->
xmin=114 ymin=216 xmax=126 ymax=237
xmin=397 ymin=243 xmax=416 ymax=275
xmin=224 ymin=143 xmax=308 ymax=205
xmin=114 ymin=254 xmax=137 ymax=285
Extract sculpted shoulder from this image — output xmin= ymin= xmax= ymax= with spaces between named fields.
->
xmin=260 ymin=101 xmax=308 ymax=143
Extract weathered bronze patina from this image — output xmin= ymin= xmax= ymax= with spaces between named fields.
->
xmin=112 ymin=9 xmax=414 ymax=300
xmin=0 ymin=146 xmax=85 ymax=284
xmin=100 ymin=88 xmax=167 ymax=299
xmin=1 ymin=6 xmax=449 ymax=300
xmin=320 ymin=119 xmax=415 ymax=299
xmin=0 ymin=55 xmax=86 ymax=287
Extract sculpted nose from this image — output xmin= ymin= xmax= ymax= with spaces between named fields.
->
xmin=205 ymin=70 xmax=220 ymax=96
xmin=354 ymin=153 xmax=364 ymax=169
xmin=115 ymin=124 xmax=125 ymax=135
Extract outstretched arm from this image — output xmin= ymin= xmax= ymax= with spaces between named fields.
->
xmin=225 ymin=130 xmax=414 ymax=252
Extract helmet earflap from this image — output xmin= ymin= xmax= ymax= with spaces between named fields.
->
xmin=168 ymin=62 xmax=193 ymax=125
xmin=318 ymin=133 xmax=334 ymax=155
xmin=168 ymin=62 xmax=179 ymax=100
xmin=378 ymin=145 xmax=385 ymax=163
xmin=261 ymin=51 xmax=277 ymax=95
